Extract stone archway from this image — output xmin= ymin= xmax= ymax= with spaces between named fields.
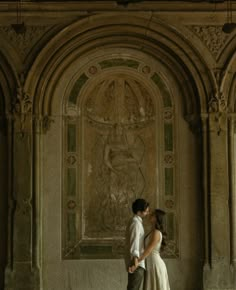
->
xmin=24 ymin=13 xmax=214 ymax=290
xmin=40 ymin=50 xmax=204 ymax=290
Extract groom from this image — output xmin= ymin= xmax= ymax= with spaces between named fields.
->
xmin=125 ymin=198 xmax=150 ymax=290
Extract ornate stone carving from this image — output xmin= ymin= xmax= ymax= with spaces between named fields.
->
xmin=67 ymin=155 xmax=77 ymax=166
xmin=0 ymin=25 xmax=51 ymax=59
xmin=67 ymin=200 xmax=76 ymax=210
xmin=34 ymin=115 xmax=55 ymax=134
xmin=88 ymin=65 xmax=98 ymax=75
xmin=164 ymin=109 xmax=173 ymax=121
xmin=163 ymin=240 xmax=179 ymax=258
xmin=208 ymin=91 xmax=227 ymax=135
xmin=12 ymin=85 xmax=32 ymax=136
xmin=208 ymin=91 xmax=227 ymax=113
xmin=188 ymin=25 xmax=228 ymax=58
xmin=165 ymin=199 xmax=174 ymax=209
xmin=41 ymin=115 xmax=54 ymax=133
xmin=142 ymin=65 xmax=151 ymax=74
xmin=164 ymin=153 xmax=174 ymax=165
xmin=85 ymin=78 xmax=155 ymax=124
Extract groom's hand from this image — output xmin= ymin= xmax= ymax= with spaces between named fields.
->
xmin=128 ymin=265 xmax=137 ymax=273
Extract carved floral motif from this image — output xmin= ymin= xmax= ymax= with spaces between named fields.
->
xmin=0 ymin=25 xmax=51 ymax=59
xmin=165 ymin=199 xmax=174 ymax=209
xmin=67 ymin=155 xmax=77 ymax=166
xmin=208 ymin=91 xmax=227 ymax=113
xmin=12 ymin=86 xmax=32 ymax=135
xmin=164 ymin=109 xmax=173 ymax=121
xmin=88 ymin=66 xmax=98 ymax=75
xmin=208 ymin=91 xmax=227 ymax=135
xmin=67 ymin=200 xmax=76 ymax=210
xmin=142 ymin=65 xmax=151 ymax=74
xmin=164 ymin=153 xmax=174 ymax=165
xmin=189 ymin=25 xmax=228 ymax=58
xmin=33 ymin=115 xmax=54 ymax=134
xmin=41 ymin=115 xmax=54 ymax=133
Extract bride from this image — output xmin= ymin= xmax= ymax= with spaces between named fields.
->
xmin=129 ymin=209 xmax=170 ymax=290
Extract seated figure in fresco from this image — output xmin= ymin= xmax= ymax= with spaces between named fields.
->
xmin=99 ymin=122 xmax=145 ymax=231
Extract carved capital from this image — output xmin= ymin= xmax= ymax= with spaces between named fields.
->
xmin=208 ymin=91 xmax=227 ymax=113
xmin=12 ymin=86 xmax=32 ymax=136
xmin=208 ymin=92 xmax=228 ymax=135
xmin=34 ymin=115 xmax=54 ymax=134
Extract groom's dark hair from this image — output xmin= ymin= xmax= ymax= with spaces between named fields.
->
xmin=132 ymin=198 xmax=149 ymax=214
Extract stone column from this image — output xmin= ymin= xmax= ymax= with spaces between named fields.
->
xmin=203 ymin=93 xmax=236 ymax=290
xmin=229 ymin=116 xmax=236 ymax=270
xmin=4 ymin=87 xmax=40 ymax=290
xmin=201 ymin=114 xmax=210 ymax=269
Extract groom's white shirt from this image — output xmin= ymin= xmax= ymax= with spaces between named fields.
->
xmin=125 ymin=215 xmax=145 ymax=270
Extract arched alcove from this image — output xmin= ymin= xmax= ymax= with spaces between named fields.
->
xmin=25 ymin=13 xmax=214 ymax=290
xmin=61 ymin=51 xmax=179 ymax=260
xmin=25 ymin=13 xmax=214 ymax=115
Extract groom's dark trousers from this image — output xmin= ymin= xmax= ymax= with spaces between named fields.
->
xmin=127 ymin=267 xmax=145 ymax=290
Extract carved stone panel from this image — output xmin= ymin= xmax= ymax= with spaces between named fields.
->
xmin=62 ymin=56 xmax=178 ymax=259
xmin=188 ymin=25 xmax=229 ymax=59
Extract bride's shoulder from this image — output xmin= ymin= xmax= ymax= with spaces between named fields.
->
xmin=152 ymin=229 xmax=161 ymax=241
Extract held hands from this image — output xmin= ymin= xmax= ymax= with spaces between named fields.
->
xmin=128 ymin=257 xmax=140 ymax=273
xmin=128 ymin=264 xmax=138 ymax=273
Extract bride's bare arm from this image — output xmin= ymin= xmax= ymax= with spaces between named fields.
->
xmin=128 ymin=230 xmax=161 ymax=273
xmin=138 ymin=230 xmax=160 ymax=262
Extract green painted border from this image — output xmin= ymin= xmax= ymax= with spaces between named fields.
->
xmin=164 ymin=123 xmax=173 ymax=151
xmin=67 ymin=168 xmax=76 ymax=196
xmin=151 ymin=73 xmax=172 ymax=107
xmin=69 ymin=73 xmax=89 ymax=104
xmin=67 ymin=124 xmax=76 ymax=152
xmin=165 ymin=167 xmax=173 ymax=196
xmin=99 ymin=58 xmax=139 ymax=69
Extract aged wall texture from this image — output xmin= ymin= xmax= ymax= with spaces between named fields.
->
xmin=0 ymin=1 xmax=236 ymax=290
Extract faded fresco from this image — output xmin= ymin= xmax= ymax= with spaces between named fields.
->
xmin=63 ymin=61 xmax=178 ymax=259
xmin=84 ymin=76 xmax=156 ymax=238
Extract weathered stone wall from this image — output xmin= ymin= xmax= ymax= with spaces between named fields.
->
xmin=0 ymin=2 xmax=236 ymax=290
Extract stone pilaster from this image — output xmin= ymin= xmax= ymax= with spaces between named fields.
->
xmin=203 ymin=93 xmax=236 ymax=289
xmin=201 ymin=114 xmax=210 ymax=268
xmin=4 ymin=86 xmax=40 ymax=290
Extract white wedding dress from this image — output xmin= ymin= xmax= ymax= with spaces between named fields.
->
xmin=144 ymin=231 xmax=170 ymax=290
